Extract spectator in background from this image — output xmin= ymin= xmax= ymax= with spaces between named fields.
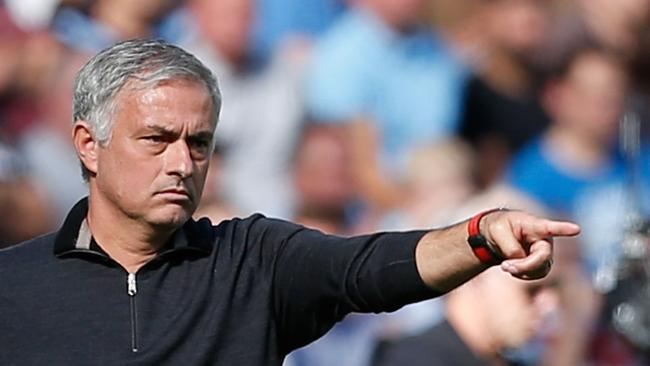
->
xmin=180 ymin=0 xmax=304 ymax=218
xmin=502 ymin=44 xmax=632 ymax=360
xmin=18 ymin=53 xmax=91 ymax=223
xmin=375 ymin=185 xmax=599 ymax=366
xmin=305 ymin=0 xmax=467 ymax=215
xmin=51 ymin=0 xmax=177 ymax=54
xmin=506 ymin=44 xmax=628 ymax=216
xmin=291 ymin=125 xmax=353 ymax=235
xmin=376 ymin=266 xmax=560 ymax=366
xmin=569 ymin=22 xmax=650 ymax=364
xmin=457 ymin=0 xmax=551 ymax=187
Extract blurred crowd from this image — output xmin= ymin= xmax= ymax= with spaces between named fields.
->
xmin=1 ymin=0 xmax=650 ymax=365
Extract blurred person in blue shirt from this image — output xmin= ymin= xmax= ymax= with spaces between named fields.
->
xmin=506 ymin=44 xmax=628 ymax=216
xmin=305 ymin=0 xmax=468 ymax=214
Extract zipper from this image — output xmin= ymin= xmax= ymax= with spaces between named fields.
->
xmin=127 ymin=273 xmax=139 ymax=353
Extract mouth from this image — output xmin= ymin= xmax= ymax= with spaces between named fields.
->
xmin=157 ymin=188 xmax=192 ymax=202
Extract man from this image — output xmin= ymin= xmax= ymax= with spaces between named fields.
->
xmin=376 ymin=266 xmax=560 ymax=366
xmin=506 ymin=44 xmax=628 ymax=215
xmin=0 ymin=39 xmax=579 ymax=365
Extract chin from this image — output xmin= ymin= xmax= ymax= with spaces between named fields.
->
xmin=146 ymin=207 xmax=194 ymax=230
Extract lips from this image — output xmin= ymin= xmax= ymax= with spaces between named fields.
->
xmin=157 ymin=187 xmax=192 ymax=201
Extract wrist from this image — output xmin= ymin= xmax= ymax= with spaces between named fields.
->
xmin=467 ymin=208 xmax=507 ymax=265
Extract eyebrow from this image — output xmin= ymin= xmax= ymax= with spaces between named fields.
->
xmin=143 ymin=124 xmax=176 ymax=135
xmin=189 ymin=131 xmax=214 ymax=140
xmin=143 ymin=125 xmax=213 ymax=140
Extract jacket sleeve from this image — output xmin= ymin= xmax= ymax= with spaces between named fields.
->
xmin=244 ymin=215 xmax=440 ymax=353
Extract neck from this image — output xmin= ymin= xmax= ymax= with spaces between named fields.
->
xmin=86 ymin=188 xmax=174 ymax=274
xmin=545 ymin=125 xmax=611 ymax=172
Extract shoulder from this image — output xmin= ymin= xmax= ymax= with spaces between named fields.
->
xmin=211 ymin=214 xmax=308 ymax=247
xmin=212 ymin=213 xmax=297 ymax=230
xmin=0 ymin=232 xmax=57 ymax=271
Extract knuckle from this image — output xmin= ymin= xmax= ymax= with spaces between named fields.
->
xmin=488 ymin=221 xmax=509 ymax=236
xmin=502 ymin=246 xmax=526 ymax=258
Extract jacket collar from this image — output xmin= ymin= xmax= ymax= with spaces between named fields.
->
xmin=53 ymin=197 xmax=214 ymax=258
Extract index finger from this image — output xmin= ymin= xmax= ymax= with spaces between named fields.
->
xmin=547 ymin=220 xmax=581 ymax=236
xmin=524 ymin=219 xmax=580 ymax=241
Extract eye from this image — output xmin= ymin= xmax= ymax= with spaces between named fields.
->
xmin=188 ymin=138 xmax=212 ymax=159
xmin=140 ymin=135 xmax=169 ymax=154
xmin=143 ymin=135 xmax=164 ymax=143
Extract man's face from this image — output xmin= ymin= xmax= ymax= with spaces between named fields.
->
xmin=480 ymin=270 xmax=557 ymax=350
xmin=294 ymin=128 xmax=351 ymax=211
xmin=554 ymin=52 xmax=627 ymax=145
xmin=93 ymin=79 xmax=216 ymax=230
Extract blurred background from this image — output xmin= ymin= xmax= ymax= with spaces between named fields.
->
xmin=0 ymin=0 xmax=649 ymax=364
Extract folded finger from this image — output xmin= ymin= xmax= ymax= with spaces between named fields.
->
xmin=500 ymin=239 xmax=553 ymax=279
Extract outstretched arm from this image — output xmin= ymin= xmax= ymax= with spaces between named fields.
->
xmin=415 ymin=210 xmax=581 ymax=293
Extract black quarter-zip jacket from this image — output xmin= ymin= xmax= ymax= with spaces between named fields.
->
xmin=0 ymin=198 xmax=437 ymax=365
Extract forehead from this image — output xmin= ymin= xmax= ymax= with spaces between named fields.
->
xmin=115 ymin=78 xmax=216 ymax=131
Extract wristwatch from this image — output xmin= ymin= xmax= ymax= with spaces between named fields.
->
xmin=467 ymin=208 xmax=507 ymax=265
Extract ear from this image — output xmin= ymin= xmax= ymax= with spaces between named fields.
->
xmin=72 ymin=121 xmax=99 ymax=176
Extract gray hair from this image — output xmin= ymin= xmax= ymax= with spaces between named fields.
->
xmin=73 ymin=39 xmax=221 ymax=180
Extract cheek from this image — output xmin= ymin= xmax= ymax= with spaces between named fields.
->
xmin=491 ymin=293 xmax=534 ymax=326
xmin=192 ymin=162 xmax=211 ymax=193
xmin=503 ymin=301 xmax=538 ymax=343
xmin=100 ymin=152 xmax=159 ymax=195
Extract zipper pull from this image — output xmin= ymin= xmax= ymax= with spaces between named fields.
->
xmin=127 ymin=273 xmax=137 ymax=296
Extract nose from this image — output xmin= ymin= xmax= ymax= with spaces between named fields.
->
xmin=164 ymin=140 xmax=193 ymax=179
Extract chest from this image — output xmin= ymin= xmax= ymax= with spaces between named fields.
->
xmin=0 ymin=260 xmax=282 ymax=365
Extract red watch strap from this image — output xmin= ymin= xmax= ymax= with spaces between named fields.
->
xmin=467 ymin=208 xmax=502 ymax=237
xmin=467 ymin=208 xmax=506 ymax=265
